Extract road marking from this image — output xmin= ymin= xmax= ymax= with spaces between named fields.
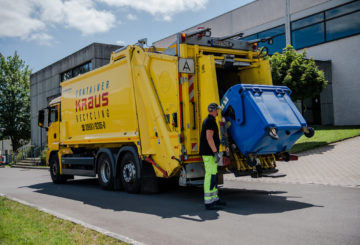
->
xmin=0 ymin=193 xmax=146 ymax=245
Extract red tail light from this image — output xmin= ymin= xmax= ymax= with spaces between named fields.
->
xmin=252 ymin=43 xmax=258 ymax=51
xmin=181 ymin=33 xmax=186 ymax=42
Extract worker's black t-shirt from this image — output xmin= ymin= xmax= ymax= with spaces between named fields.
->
xmin=200 ymin=115 xmax=220 ymax=156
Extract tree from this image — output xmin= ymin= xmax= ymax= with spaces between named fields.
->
xmin=269 ymin=45 xmax=327 ymax=108
xmin=0 ymin=52 xmax=31 ymax=151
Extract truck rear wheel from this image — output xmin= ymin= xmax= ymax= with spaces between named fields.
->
xmin=120 ymin=152 xmax=141 ymax=193
xmin=98 ymin=153 xmax=114 ymax=190
xmin=50 ymin=154 xmax=66 ymax=184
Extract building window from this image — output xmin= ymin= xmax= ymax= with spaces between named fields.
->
xmin=60 ymin=61 xmax=92 ymax=82
xmin=326 ymin=11 xmax=360 ymax=41
xmin=240 ymin=25 xmax=286 ymax=54
xmin=291 ymin=1 xmax=360 ymax=49
xmin=292 ymin=23 xmax=325 ymax=49
xmin=291 ymin=13 xmax=324 ymax=30
xmin=240 ymin=34 xmax=257 ymax=41
xmin=325 ymin=1 xmax=360 ymax=19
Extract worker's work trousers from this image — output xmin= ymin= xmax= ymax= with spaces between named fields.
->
xmin=202 ymin=155 xmax=219 ymax=205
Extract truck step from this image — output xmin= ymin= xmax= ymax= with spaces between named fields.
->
xmin=62 ymin=169 xmax=96 ymax=177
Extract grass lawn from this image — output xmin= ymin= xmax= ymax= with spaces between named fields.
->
xmin=290 ymin=125 xmax=360 ymax=153
xmin=0 ymin=197 xmax=128 ymax=245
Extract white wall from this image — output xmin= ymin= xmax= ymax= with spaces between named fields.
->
xmin=303 ymin=35 xmax=360 ymax=125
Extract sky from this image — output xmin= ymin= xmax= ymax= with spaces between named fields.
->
xmin=0 ymin=0 xmax=254 ymax=73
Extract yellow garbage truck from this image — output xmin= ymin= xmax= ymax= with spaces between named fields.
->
xmin=38 ymin=28 xmax=312 ymax=193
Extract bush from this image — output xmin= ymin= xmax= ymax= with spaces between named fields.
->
xmin=269 ymin=45 xmax=327 ymax=102
xmin=11 ymin=145 xmax=31 ymax=165
xmin=40 ymin=148 xmax=48 ymax=165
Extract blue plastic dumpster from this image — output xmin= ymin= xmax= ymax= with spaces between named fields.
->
xmin=221 ymin=84 xmax=308 ymax=156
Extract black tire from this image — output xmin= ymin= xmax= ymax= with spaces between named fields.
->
xmin=304 ymin=127 xmax=315 ymax=138
xmin=49 ymin=154 xmax=66 ymax=184
xmin=283 ymin=152 xmax=290 ymax=162
xmin=98 ymin=153 xmax=114 ymax=190
xmin=120 ymin=152 xmax=141 ymax=193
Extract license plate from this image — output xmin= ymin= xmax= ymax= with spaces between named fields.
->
xmin=211 ymin=40 xmax=233 ymax=48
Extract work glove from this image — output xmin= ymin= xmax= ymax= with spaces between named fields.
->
xmin=214 ymin=152 xmax=221 ymax=163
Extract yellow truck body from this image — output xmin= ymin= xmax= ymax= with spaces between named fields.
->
xmin=39 ymin=29 xmax=276 ymax=192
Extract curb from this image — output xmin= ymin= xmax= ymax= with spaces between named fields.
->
xmin=10 ymin=165 xmax=50 ymax=170
xmin=0 ymin=193 xmax=146 ymax=245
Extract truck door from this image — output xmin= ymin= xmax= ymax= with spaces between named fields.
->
xmin=47 ymin=104 xmax=60 ymax=149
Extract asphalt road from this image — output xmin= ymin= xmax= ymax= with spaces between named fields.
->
xmin=0 ymin=167 xmax=359 ymax=245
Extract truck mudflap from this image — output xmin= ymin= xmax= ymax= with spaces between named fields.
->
xmin=144 ymin=157 xmax=169 ymax=178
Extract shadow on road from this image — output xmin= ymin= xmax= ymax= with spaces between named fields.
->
xmin=24 ymin=178 xmax=320 ymax=222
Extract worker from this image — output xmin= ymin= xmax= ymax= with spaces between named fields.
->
xmin=200 ymin=102 xmax=227 ymax=210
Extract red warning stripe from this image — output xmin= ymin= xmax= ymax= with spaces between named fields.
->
xmin=188 ymin=75 xmax=194 ymax=103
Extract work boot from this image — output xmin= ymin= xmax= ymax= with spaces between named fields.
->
xmin=205 ymin=203 xmax=223 ymax=210
xmin=215 ymin=199 xmax=227 ymax=206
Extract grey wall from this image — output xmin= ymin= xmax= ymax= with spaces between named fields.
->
xmin=30 ymin=43 xmax=121 ymax=149
xmin=303 ymin=35 xmax=360 ymax=125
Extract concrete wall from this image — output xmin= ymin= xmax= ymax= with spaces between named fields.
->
xmin=303 ymin=35 xmax=360 ymax=125
xmin=30 ymin=43 xmax=121 ymax=148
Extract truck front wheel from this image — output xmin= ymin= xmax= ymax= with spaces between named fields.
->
xmin=120 ymin=152 xmax=141 ymax=193
xmin=98 ymin=153 xmax=114 ymax=190
xmin=50 ymin=154 xmax=66 ymax=184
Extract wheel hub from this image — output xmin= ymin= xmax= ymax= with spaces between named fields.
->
xmin=100 ymin=160 xmax=111 ymax=183
xmin=52 ymin=162 xmax=57 ymax=176
xmin=123 ymin=162 xmax=136 ymax=183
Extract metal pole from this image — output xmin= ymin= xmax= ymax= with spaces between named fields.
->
xmin=0 ymin=128 xmax=4 ymax=155
xmin=285 ymin=0 xmax=291 ymax=46
xmin=40 ymin=128 xmax=42 ymax=151
xmin=0 ymin=128 xmax=4 ymax=164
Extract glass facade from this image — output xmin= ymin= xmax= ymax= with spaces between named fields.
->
xmin=326 ymin=11 xmax=360 ymax=41
xmin=291 ymin=1 xmax=360 ymax=49
xmin=61 ymin=61 xmax=92 ymax=82
xmin=240 ymin=25 xmax=286 ymax=54
xmin=240 ymin=1 xmax=360 ymax=53
xmin=291 ymin=13 xmax=324 ymax=30
xmin=292 ymin=23 xmax=325 ymax=49
xmin=325 ymin=0 xmax=360 ymax=19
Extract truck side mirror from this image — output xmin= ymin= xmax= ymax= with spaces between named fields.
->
xmin=38 ymin=109 xmax=45 ymax=128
